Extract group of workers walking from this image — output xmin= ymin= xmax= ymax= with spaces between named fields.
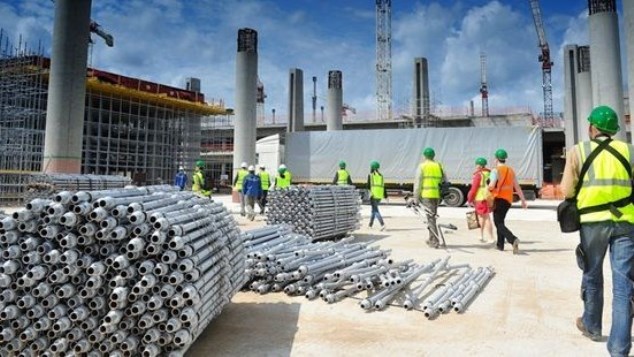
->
xmin=232 ymin=162 xmax=292 ymax=221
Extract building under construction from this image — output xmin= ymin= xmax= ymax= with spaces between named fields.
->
xmin=0 ymin=37 xmax=227 ymax=203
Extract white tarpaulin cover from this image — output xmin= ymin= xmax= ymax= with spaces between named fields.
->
xmin=285 ymin=126 xmax=543 ymax=186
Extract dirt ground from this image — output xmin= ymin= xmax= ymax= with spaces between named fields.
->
xmin=186 ymin=196 xmax=612 ymax=357
xmin=0 ymin=197 xmax=612 ymax=356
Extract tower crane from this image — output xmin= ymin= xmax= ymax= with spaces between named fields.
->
xmin=528 ymin=0 xmax=553 ymax=126
xmin=50 ymin=0 xmax=114 ymax=47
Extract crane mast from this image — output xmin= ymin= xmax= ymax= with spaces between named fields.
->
xmin=529 ymin=0 xmax=553 ymax=126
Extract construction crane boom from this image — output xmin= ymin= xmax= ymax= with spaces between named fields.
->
xmin=375 ymin=0 xmax=392 ymax=121
xmin=528 ymin=0 xmax=553 ymax=126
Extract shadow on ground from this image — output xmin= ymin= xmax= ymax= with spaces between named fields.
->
xmin=351 ymin=233 xmax=391 ymax=244
xmin=187 ymin=302 xmax=300 ymax=357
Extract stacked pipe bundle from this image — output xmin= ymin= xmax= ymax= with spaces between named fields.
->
xmin=244 ymin=226 xmax=493 ymax=317
xmin=24 ymin=174 xmax=132 ymax=203
xmin=266 ymin=185 xmax=361 ymax=240
xmin=0 ymin=185 xmax=246 ymax=356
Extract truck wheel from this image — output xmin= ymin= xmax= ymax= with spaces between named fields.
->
xmin=443 ymin=187 xmax=465 ymax=207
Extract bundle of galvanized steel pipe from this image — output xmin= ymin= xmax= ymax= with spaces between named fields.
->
xmin=0 ymin=185 xmax=246 ymax=356
xmin=266 ymin=185 xmax=361 ymax=240
xmin=244 ymin=226 xmax=493 ymax=316
xmin=24 ymin=174 xmax=132 ymax=203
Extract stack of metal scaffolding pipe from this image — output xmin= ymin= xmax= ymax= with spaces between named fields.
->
xmin=0 ymin=185 xmax=246 ymax=355
xmin=266 ymin=185 xmax=361 ymax=240
xmin=244 ymin=226 xmax=494 ymax=317
xmin=24 ymin=174 xmax=132 ymax=203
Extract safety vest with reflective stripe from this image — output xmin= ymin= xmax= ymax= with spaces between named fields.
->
xmin=337 ymin=169 xmax=350 ymax=185
xmin=576 ymin=139 xmax=634 ymax=223
xmin=419 ymin=161 xmax=443 ymax=199
xmin=234 ymin=169 xmax=248 ymax=191
xmin=277 ymin=171 xmax=292 ymax=188
xmin=259 ymin=171 xmax=270 ymax=190
xmin=475 ymin=170 xmax=491 ymax=201
xmin=192 ymin=171 xmax=204 ymax=192
xmin=491 ymin=165 xmax=515 ymax=203
xmin=370 ymin=171 xmax=384 ymax=200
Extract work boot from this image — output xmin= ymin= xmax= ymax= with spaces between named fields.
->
xmin=576 ymin=317 xmax=601 ymax=342
xmin=380 ymin=225 xmax=386 ymax=232
xmin=512 ymin=239 xmax=520 ymax=255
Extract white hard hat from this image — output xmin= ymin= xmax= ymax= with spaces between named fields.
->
xmin=241 ymin=162 xmax=247 ymax=168
xmin=248 ymin=165 xmax=255 ymax=171
xmin=178 ymin=166 xmax=184 ymax=170
xmin=259 ymin=164 xmax=265 ymax=169
xmin=279 ymin=164 xmax=287 ymax=169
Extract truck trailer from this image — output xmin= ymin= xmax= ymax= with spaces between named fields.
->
xmin=257 ymin=126 xmax=543 ymax=207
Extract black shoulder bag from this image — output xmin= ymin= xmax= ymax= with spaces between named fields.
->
xmin=557 ymin=138 xmax=613 ymax=232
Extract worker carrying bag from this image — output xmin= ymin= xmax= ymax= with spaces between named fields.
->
xmin=557 ymin=138 xmax=633 ymax=233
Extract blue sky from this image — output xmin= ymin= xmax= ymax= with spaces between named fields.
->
xmin=0 ymin=0 xmax=621 ymax=122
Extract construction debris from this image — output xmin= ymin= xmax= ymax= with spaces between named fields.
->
xmin=266 ymin=186 xmax=361 ymax=240
xmin=0 ymin=185 xmax=245 ymax=356
xmin=244 ymin=226 xmax=493 ymax=317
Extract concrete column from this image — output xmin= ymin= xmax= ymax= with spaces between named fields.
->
xmin=624 ymin=0 xmax=634 ymax=137
xmin=327 ymin=70 xmax=343 ymax=131
xmin=42 ymin=0 xmax=92 ymax=173
xmin=413 ymin=58 xmax=430 ymax=128
xmin=287 ymin=68 xmax=304 ymax=132
xmin=576 ymin=46 xmax=592 ymax=142
xmin=589 ymin=0 xmax=626 ymax=140
xmin=563 ymin=45 xmax=578 ymax=149
xmin=233 ymin=28 xmax=258 ymax=174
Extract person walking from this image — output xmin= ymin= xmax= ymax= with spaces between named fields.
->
xmin=488 ymin=148 xmax=527 ymax=254
xmin=233 ymin=162 xmax=249 ymax=216
xmin=257 ymin=164 xmax=270 ymax=214
xmin=174 ymin=166 xmax=187 ymax=191
xmin=467 ymin=157 xmax=494 ymax=243
xmin=242 ymin=165 xmax=262 ymax=221
xmin=414 ymin=147 xmax=446 ymax=248
xmin=367 ymin=161 xmax=386 ymax=231
xmin=561 ymin=105 xmax=634 ymax=357
xmin=192 ymin=161 xmax=210 ymax=197
xmin=333 ymin=161 xmax=353 ymax=186
xmin=274 ymin=164 xmax=292 ymax=189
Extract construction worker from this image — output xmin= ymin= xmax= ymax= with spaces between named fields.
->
xmin=413 ymin=147 xmax=446 ymax=248
xmin=367 ymin=160 xmax=386 ymax=231
xmin=333 ymin=161 xmax=353 ymax=186
xmin=174 ymin=166 xmax=187 ymax=191
xmin=274 ymin=164 xmax=292 ymax=189
xmin=488 ymin=148 xmax=527 ymax=254
xmin=257 ymin=164 xmax=270 ymax=214
xmin=466 ymin=157 xmax=494 ymax=243
xmin=560 ymin=105 xmax=634 ymax=356
xmin=233 ymin=162 xmax=249 ymax=216
xmin=242 ymin=165 xmax=262 ymax=221
xmin=192 ymin=161 xmax=210 ymax=197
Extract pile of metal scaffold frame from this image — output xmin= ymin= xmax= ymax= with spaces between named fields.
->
xmin=244 ymin=226 xmax=494 ymax=317
xmin=22 ymin=174 xmax=132 ymax=203
xmin=266 ymin=185 xmax=361 ymax=240
xmin=0 ymin=185 xmax=246 ymax=356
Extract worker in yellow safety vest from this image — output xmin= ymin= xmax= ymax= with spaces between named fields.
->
xmin=333 ymin=161 xmax=353 ymax=186
xmin=233 ymin=162 xmax=249 ymax=216
xmin=561 ymin=105 xmax=634 ymax=355
xmin=367 ymin=160 xmax=386 ymax=231
xmin=192 ymin=160 xmax=211 ymax=197
xmin=257 ymin=164 xmax=270 ymax=214
xmin=274 ymin=164 xmax=292 ymax=189
xmin=413 ymin=147 xmax=446 ymax=248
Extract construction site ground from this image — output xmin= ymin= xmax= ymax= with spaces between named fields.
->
xmin=0 ymin=197 xmax=607 ymax=356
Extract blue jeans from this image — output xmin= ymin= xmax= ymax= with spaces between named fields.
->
xmin=580 ymin=222 xmax=634 ymax=357
xmin=369 ymin=198 xmax=384 ymax=227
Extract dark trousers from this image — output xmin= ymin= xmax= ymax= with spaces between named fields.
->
xmin=493 ymin=198 xmax=518 ymax=250
xmin=258 ymin=190 xmax=268 ymax=213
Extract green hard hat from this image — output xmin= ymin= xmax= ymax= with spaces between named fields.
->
xmin=588 ymin=105 xmax=619 ymax=134
xmin=475 ymin=157 xmax=487 ymax=166
xmin=339 ymin=161 xmax=346 ymax=169
xmin=423 ymin=147 xmax=435 ymax=159
xmin=195 ymin=160 xmax=204 ymax=168
xmin=495 ymin=149 xmax=508 ymax=160
xmin=370 ymin=161 xmax=380 ymax=170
